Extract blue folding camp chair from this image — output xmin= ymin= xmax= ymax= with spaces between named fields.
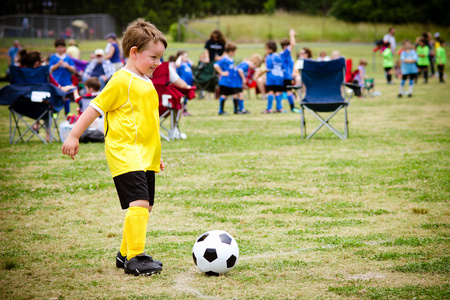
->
xmin=291 ymin=58 xmax=359 ymax=140
xmin=0 ymin=65 xmax=65 ymax=144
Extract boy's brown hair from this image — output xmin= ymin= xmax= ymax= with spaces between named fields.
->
xmin=225 ymin=43 xmax=237 ymax=53
xmin=265 ymin=41 xmax=277 ymax=53
xmin=122 ymin=18 xmax=167 ymax=58
xmin=280 ymin=38 xmax=290 ymax=48
xmin=175 ymin=50 xmax=187 ymax=60
xmin=54 ymin=38 xmax=66 ymax=48
xmin=85 ymin=77 xmax=101 ymax=92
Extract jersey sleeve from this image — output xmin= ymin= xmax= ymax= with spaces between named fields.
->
xmin=89 ymin=74 xmax=128 ymax=116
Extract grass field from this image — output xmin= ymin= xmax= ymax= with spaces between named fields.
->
xmin=182 ymin=12 xmax=450 ymax=44
xmin=0 ymin=41 xmax=449 ymax=299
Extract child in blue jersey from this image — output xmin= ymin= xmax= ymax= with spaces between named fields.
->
xmin=262 ymin=41 xmax=285 ymax=114
xmin=398 ymin=39 xmax=418 ymax=98
xmin=232 ymin=54 xmax=263 ymax=114
xmin=214 ymin=43 xmax=239 ymax=115
xmin=175 ymin=50 xmax=194 ymax=86
xmin=49 ymin=38 xmax=76 ymax=115
xmin=279 ymin=29 xmax=300 ymax=113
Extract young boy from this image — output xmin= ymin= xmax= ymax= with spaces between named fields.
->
xmin=175 ymin=50 xmax=194 ymax=86
xmin=62 ymin=18 xmax=167 ymax=276
xmin=382 ymin=42 xmax=394 ymax=84
xmin=214 ymin=43 xmax=239 ymax=115
xmin=76 ymin=77 xmax=101 ymax=113
xmin=233 ymin=54 xmax=262 ymax=114
xmin=398 ymin=39 xmax=418 ymax=98
xmin=49 ymin=38 xmax=76 ymax=115
xmin=49 ymin=39 xmax=76 ymax=85
xmin=279 ymin=29 xmax=300 ymax=113
xmin=436 ymin=40 xmax=446 ymax=83
xmin=262 ymin=41 xmax=284 ymax=114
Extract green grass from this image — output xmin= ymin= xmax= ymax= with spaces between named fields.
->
xmin=0 ymin=40 xmax=449 ymax=298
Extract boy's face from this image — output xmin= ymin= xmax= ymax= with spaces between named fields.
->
xmin=56 ymin=45 xmax=66 ymax=55
xmin=134 ymin=41 xmax=165 ymax=77
xmin=265 ymin=46 xmax=272 ymax=54
xmin=404 ymin=42 xmax=412 ymax=50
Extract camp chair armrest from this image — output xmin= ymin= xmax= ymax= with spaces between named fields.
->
xmin=343 ymin=82 xmax=360 ymax=91
xmin=287 ymin=85 xmax=302 ymax=90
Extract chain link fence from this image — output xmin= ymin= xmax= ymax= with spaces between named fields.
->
xmin=0 ymin=14 xmax=116 ymax=42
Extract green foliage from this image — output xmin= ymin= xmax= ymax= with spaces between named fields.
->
xmin=264 ymin=0 xmax=277 ymax=15
xmin=168 ymin=23 xmax=184 ymax=42
xmin=330 ymin=0 xmax=450 ymax=26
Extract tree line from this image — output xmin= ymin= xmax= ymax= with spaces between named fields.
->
xmin=2 ymin=0 xmax=448 ymax=33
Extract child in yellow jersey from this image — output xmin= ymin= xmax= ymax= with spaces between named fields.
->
xmin=62 ymin=18 xmax=167 ymax=276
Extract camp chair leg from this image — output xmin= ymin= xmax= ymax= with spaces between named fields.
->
xmin=9 ymin=110 xmax=22 ymax=144
xmin=50 ymin=111 xmax=61 ymax=143
xmin=304 ymin=105 xmax=347 ymax=140
xmin=344 ymin=106 xmax=349 ymax=139
xmin=300 ymin=105 xmax=306 ymax=139
xmin=10 ymin=109 xmax=47 ymax=144
xmin=168 ymin=110 xmax=177 ymax=140
xmin=10 ymin=108 xmax=57 ymax=144
xmin=159 ymin=109 xmax=171 ymax=142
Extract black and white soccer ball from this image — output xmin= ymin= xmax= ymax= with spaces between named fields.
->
xmin=192 ymin=230 xmax=239 ymax=276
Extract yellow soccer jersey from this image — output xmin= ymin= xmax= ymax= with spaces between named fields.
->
xmin=90 ymin=68 xmax=161 ymax=177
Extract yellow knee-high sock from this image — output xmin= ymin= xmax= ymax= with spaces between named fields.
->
xmin=119 ymin=227 xmax=127 ymax=258
xmin=123 ymin=206 xmax=149 ymax=260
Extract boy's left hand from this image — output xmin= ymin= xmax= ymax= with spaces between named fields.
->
xmin=160 ymin=159 xmax=165 ymax=171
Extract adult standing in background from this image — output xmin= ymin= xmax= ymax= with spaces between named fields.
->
xmin=104 ymin=33 xmax=123 ymax=71
xmin=383 ymin=27 xmax=396 ymax=52
xmin=203 ymin=30 xmax=226 ymax=63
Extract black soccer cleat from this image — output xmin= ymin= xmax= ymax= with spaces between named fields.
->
xmin=116 ymin=251 xmax=126 ymax=268
xmin=117 ymin=251 xmax=163 ymax=269
xmin=124 ymin=253 xmax=162 ymax=276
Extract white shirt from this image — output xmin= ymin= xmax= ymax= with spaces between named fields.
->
xmin=383 ymin=33 xmax=396 ymax=52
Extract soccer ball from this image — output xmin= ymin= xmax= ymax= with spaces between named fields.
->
xmin=192 ymin=230 xmax=239 ymax=276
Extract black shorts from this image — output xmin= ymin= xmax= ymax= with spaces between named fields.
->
xmin=113 ymin=171 xmax=155 ymax=209
xmin=402 ymin=73 xmax=417 ymax=80
xmin=219 ymin=85 xmax=241 ymax=96
xmin=384 ymin=67 xmax=392 ymax=72
xmin=265 ymin=85 xmax=284 ymax=93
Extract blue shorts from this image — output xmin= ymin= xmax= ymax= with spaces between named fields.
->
xmin=113 ymin=171 xmax=155 ymax=209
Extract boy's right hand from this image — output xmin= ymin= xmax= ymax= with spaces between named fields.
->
xmin=62 ymin=135 xmax=80 ymax=160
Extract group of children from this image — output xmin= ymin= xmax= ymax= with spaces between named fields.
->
xmin=214 ymin=43 xmax=262 ymax=115
xmin=379 ymin=33 xmax=447 ymax=98
xmin=213 ymin=29 xmax=301 ymax=115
